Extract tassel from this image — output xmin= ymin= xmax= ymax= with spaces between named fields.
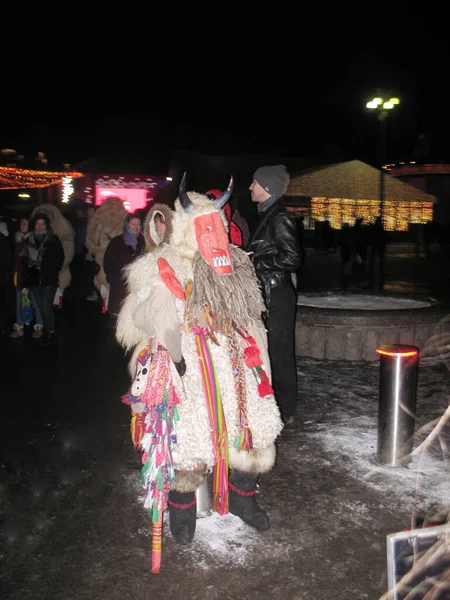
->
xmin=130 ymin=412 xmax=145 ymax=449
xmin=213 ymin=457 xmax=229 ymax=515
xmin=236 ymin=425 xmax=252 ymax=452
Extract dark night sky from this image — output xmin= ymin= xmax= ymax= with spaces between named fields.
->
xmin=2 ymin=17 xmax=449 ymax=172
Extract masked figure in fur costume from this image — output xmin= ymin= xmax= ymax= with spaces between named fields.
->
xmin=116 ymin=174 xmax=283 ymax=546
xmin=85 ymin=197 xmax=127 ymax=305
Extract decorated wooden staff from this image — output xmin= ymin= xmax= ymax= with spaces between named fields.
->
xmin=151 ymin=514 xmax=163 ymax=574
xmin=121 ymin=346 xmax=180 ymax=574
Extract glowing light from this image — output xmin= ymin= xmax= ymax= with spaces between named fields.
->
xmin=95 ymin=187 xmax=148 ymax=212
xmin=310 ymin=197 xmax=433 ymax=231
xmin=376 ymin=348 xmax=418 ymax=357
xmin=62 ymin=176 xmax=74 ymax=203
xmin=366 ymin=96 xmax=400 ymax=112
xmin=0 ymin=166 xmax=84 ymax=190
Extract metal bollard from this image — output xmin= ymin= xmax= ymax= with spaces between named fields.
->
xmin=376 ymin=344 xmax=419 ymax=467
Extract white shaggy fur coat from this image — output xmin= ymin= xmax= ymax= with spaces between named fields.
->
xmin=116 ymin=194 xmax=283 ymax=476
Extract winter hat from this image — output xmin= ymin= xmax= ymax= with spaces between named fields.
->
xmin=253 ymin=164 xmax=290 ymax=196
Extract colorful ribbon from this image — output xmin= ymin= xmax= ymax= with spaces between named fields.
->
xmin=193 ymin=327 xmax=229 ymax=515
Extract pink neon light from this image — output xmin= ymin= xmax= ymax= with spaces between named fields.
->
xmin=95 ymin=187 xmax=148 ymax=212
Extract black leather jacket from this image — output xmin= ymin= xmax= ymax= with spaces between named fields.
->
xmin=247 ymin=199 xmax=302 ymax=308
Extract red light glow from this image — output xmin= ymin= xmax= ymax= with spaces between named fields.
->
xmin=376 ymin=348 xmax=418 ymax=357
xmin=95 ymin=187 xmax=148 ymax=212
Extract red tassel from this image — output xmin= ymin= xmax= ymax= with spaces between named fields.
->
xmin=130 ymin=413 xmax=145 ymax=449
xmin=213 ymin=458 xmax=229 ymax=515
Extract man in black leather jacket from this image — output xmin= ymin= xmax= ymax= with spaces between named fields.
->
xmin=247 ymin=165 xmax=302 ymax=424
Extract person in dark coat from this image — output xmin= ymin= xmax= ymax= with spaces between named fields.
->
xmin=67 ymin=200 xmax=91 ymax=298
xmin=367 ymin=216 xmax=388 ymax=290
xmin=103 ymin=213 xmax=145 ymax=319
xmin=21 ymin=212 xmax=65 ymax=345
xmin=9 ymin=216 xmax=44 ymax=339
xmin=294 ymin=215 xmax=306 ymax=290
xmin=338 ymin=222 xmax=355 ymax=290
xmin=0 ymin=218 xmax=15 ymax=334
xmin=246 ymin=165 xmax=302 ymax=424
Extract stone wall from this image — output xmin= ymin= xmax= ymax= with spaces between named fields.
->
xmin=295 ymin=300 xmax=448 ymax=361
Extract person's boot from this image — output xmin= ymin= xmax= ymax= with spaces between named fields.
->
xmin=31 ymin=324 xmax=43 ymax=339
xmin=9 ymin=324 xmax=24 ymax=339
xmin=168 ymin=490 xmax=196 ymax=544
xmin=228 ymin=469 xmax=270 ymax=531
xmin=40 ymin=331 xmax=57 ymax=346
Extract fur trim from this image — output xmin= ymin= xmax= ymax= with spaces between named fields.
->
xmin=228 ymin=443 xmax=276 ymax=474
xmin=170 ymin=466 xmax=207 ymax=493
xmin=143 ymin=203 xmax=173 ymax=251
xmin=15 ymin=231 xmax=29 ymax=244
xmin=115 ymin=251 xmax=161 ymax=352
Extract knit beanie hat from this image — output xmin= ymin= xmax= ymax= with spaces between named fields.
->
xmin=253 ymin=164 xmax=290 ymax=196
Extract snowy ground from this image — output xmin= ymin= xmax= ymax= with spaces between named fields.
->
xmin=297 ymin=293 xmax=434 ymax=310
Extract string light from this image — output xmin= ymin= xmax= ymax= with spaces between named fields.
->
xmin=0 ymin=166 xmax=84 ymax=190
xmin=310 ymin=197 xmax=433 ymax=231
xmin=62 ymin=176 xmax=75 ymax=203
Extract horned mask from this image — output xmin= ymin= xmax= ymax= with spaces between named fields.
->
xmin=177 ymin=173 xmax=234 ymax=275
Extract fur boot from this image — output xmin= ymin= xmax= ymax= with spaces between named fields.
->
xmin=228 ymin=469 xmax=270 ymax=531
xmin=168 ymin=490 xmax=196 ymax=544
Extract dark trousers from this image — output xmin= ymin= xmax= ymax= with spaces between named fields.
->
xmin=69 ymin=252 xmax=95 ymax=297
xmin=0 ymin=280 xmax=16 ymax=332
xmin=30 ymin=285 xmax=57 ymax=332
xmin=265 ymin=284 xmax=298 ymax=420
xmin=368 ymin=251 xmax=385 ymax=289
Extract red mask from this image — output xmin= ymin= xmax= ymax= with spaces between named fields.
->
xmin=194 ymin=211 xmax=233 ymax=274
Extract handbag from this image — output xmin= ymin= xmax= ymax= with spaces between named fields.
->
xmin=21 ymin=288 xmax=32 ymax=325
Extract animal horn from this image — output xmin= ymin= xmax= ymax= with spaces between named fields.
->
xmin=214 ymin=176 xmax=234 ymax=209
xmin=178 ymin=172 xmax=195 ymax=214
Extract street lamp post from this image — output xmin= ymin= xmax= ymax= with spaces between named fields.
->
xmin=366 ymin=96 xmax=400 ymax=225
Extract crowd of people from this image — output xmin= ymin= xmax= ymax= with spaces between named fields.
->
xmin=0 ymin=168 xmax=391 ymax=353
xmin=0 ymin=182 xmax=260 ymax=342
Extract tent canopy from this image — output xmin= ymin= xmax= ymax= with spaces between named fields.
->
xmin=286 ymin=160 xmax=437 ymax=204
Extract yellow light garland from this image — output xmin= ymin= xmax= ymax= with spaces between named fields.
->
xmin=310 ymin=197 xmax=433 ymax=231
xmin=0 ymin=166 xmax=84 ymax=190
